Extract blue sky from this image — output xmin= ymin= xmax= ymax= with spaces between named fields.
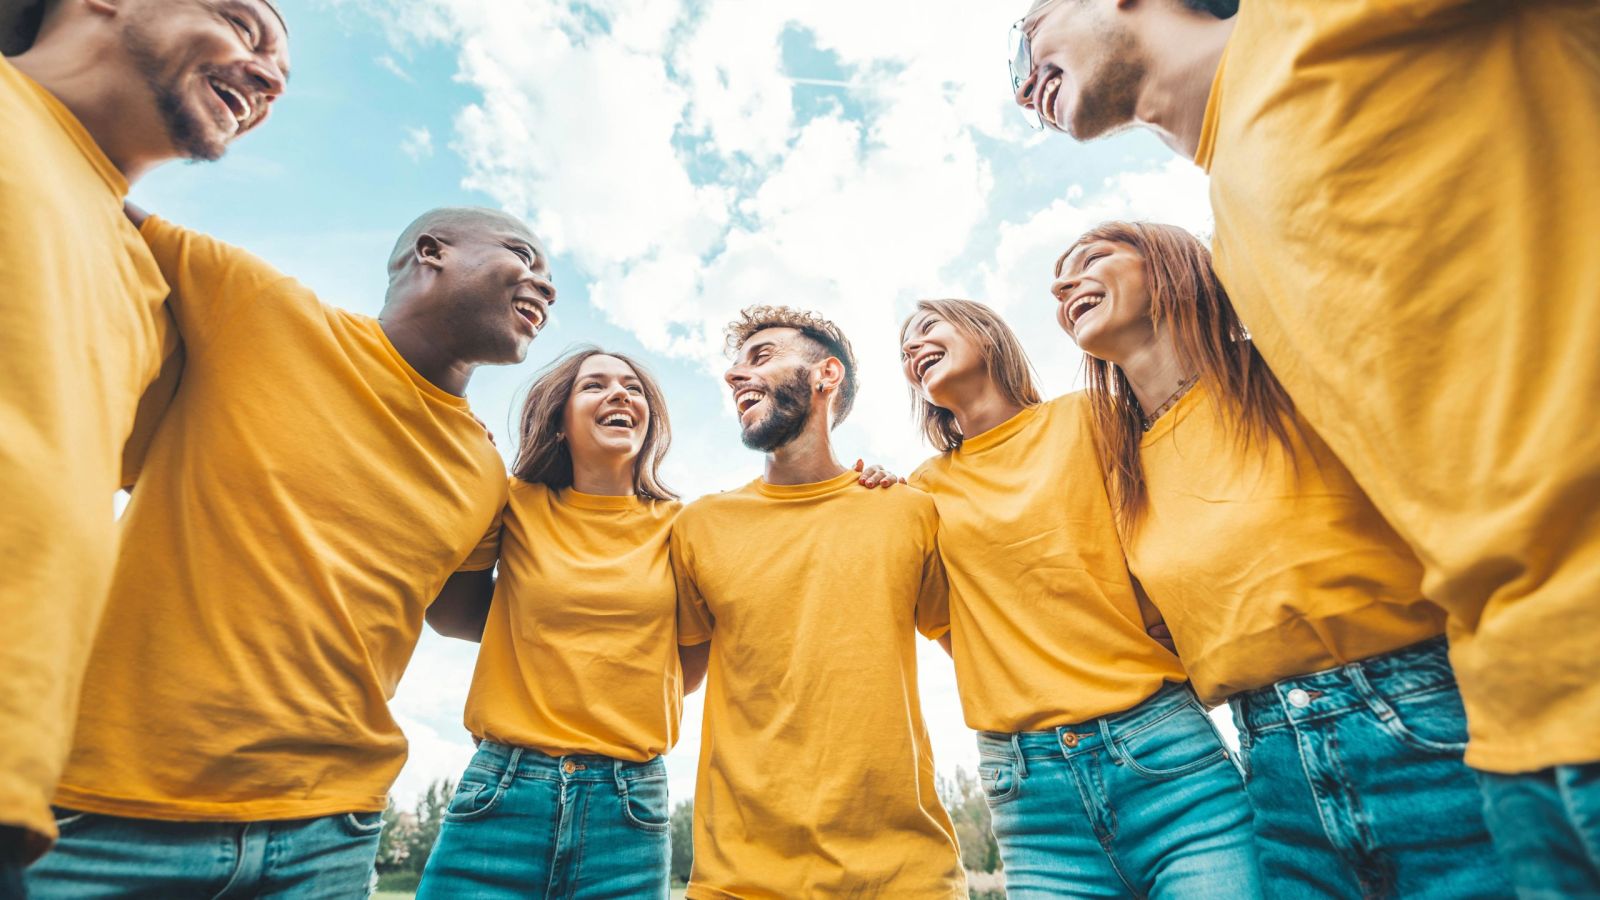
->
xmin=131 ymin=0 xmax=1215 ymax=805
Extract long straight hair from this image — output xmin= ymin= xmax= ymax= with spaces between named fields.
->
xmin=511 ymin=346 xmax=677 ymax=501
xmin=1059 ymin=222 xmax=1296 ymax=526
xmin=901 ymin=298 xmax=1043 ymax=452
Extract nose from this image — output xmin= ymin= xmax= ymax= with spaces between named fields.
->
xmin=901 ymin=337 xmax=923 ymax=360
xmin=1051 ymin=275 xmax=1077 ymax=302
xmin=1015 ymin=68 xmax=1039 ymax=110
xmin=244 ymin=57 xmax=288 ymax=102
xmin=523 ymin=273 xmax=557 ymax=305
xmin=724 ymin=366 xmax=749 ymax=390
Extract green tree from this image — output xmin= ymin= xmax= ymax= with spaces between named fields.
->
xmin=408 ymin=778 xmax=456 ymax=874
xmin=937 ymin=767 xmax=1001 ymax=875
xmin=669 ymin=799 xmax=694 ymax=883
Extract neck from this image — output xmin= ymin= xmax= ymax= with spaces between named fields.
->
xmin=764 ymin=416 xmax=847 ymax=486
xmin=11 ymin=40 xmax=172 ymax=184
xmin=1132 ymin=12 xmax=1233 ymax=159
xmin=378 ymin=308 xmax=474 ymax=397
xmin=1115 ymin=338 xmax=1193 ymax=417
xmin=943 ymin=378 xmax=1024 ymax=443
xmin=571 ymin=454 xmax=636 ymax=497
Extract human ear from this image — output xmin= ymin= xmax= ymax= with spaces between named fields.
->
xmin=414 ymin=233 xmax=445 ymax=272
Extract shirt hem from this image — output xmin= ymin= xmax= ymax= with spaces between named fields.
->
xmin=51 ymin=786 xmax=388 ymax=822
xmin=1465 ymin=739 xmax=1600 ymax=775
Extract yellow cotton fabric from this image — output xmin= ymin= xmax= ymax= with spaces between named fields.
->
xmin=674 ymin=471 xmax=965 ymax=899
xmin=465 ymin=481 xmax=684 ymax=761
xmin=54 ymin=216 xmax=507 ymax=821
xmin=1197 ymin=1 xmax=1600 ymax=771
xmin=1128 ymin=384 xmax=1446 ymax=706
xmin=0 ymin=59 xmax=170 ymax=853
xmin=910 ymin=393 xmax=1185 ymax=732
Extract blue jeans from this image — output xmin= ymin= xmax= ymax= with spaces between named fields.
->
xmin=1230 ymin=636 xmax=1509 ymax=899
xmin=1479 ymin=762 xmax=1600 ymax=898
xmin=24 ymin=808 xmax=381 ymax=898
xmin=417 ymin=741 xmax=670 ymax=900
xmin=978 ymin=683 xmax=1261 ymax=899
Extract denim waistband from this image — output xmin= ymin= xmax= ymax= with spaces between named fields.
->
xmin=976 ymin=681 xmax=1200 ymax=763
xmin=1230 ymin=636 xmax=1454 ymax=734
xmin=470 ymin=740 xmax=665 ymax=784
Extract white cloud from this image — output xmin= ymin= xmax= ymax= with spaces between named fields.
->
xmin=346 ymin=0 xmax=1216 ymax=805
xmin=400 ymin=126 xmax=433 ymax=161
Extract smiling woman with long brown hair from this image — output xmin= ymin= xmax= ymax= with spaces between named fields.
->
xmin=418 ymin=346 xmax=706 ymax=899
xmin=1054 ymin=220 xmax=1506 ymax=898
xmin=899 ymin=297 xmax=1260 ymax=898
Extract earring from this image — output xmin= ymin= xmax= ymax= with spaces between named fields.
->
xmin=556 ymin=432 xmax=565 ymax=442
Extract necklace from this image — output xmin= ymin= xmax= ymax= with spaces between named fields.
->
xmin=1141 ymin=375 xmax=1198 ymax=431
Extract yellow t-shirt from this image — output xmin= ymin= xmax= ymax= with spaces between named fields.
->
xmin=1129 ymin=384 xmax=1446 ymax=706
xmin=464 ymin=481 xmax=684 ymax=761
xmin=909 ymin=393 xmax=1186 ymax=732
xmin=673 ymin=471 xmax=965 ymax=899
xmin=0 ymin=58 xmax=170 ymax=853
xmin=1197 ymin=1 xmax=1600 ymax=772
xmin=54 ymin=217 xmax=507 ymax=821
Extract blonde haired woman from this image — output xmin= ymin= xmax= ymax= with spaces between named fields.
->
xmin=418 ymin=346 xmax=705 ymax=899
xmin=901 ymin=298 xmax=1260 ymax=898
xmin=1054 ymin=221 xmax=1507 ymax=898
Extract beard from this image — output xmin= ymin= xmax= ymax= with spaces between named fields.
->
xmin=740 ymin=365 xmax=813 ymax=452
xmin=1069 ymin=28 xmax=1146 ymax=141
xmin=122 ymin=21 xmax=227 ymax=162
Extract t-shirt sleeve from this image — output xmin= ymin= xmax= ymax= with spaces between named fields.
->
xmin=139 ymin=215 xmax=295 ymax=344
xmin=916 ymin=531 xmax=952 ymax=641
xmin=456 ymin=509 xmax=504 ymax=573
xmin=671 ymin=523 xmax=714 ymax=646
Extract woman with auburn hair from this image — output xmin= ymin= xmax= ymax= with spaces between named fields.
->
xmin=1053 ymin=221 xmax=1508 ymax=898
xmin=416 ymin=346 xmax=703 ymax=899
xmin=900 ymin=298 xmax=1261 ymax=898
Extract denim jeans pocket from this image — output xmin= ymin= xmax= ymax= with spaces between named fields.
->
xmin=336 ymin=811 xmax=386 ymax=838
xmin=1373 ymin=684 xmax=1469 ymax=755
xmin=443 ymin=777 xmax=506 ymax=823
xmin=978 ymin=760 xmax=1021 ymax=806
xmin=1113 ymin=704 xmax=1228 ymax=779
xmin=618 ymin=774 xmax=670 ymax=833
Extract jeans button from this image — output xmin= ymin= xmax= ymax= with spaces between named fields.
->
xmin=1061 ymin=732 xmax=1080 ymax=748
xmin=562 ymin=761 xmax=575 ymax=774
xmin=1287 ymin=688 xmax=1312 ymax=709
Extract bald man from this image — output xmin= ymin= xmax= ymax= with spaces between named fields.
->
xmin=1 ymin=0 xmax=288 ymax=881
xmin=24 ymin=207 xmax=556 ymax=897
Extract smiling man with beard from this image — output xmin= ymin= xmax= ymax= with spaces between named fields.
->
xmin=23 ymin=206 xmax=556 ymax=897
xmin=0 ymin=0 xmax=287 ymax=886
xmin=670 ymin=305 xmax=966 ymax=899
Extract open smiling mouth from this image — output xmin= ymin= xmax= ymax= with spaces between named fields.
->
xmin=600 ymin=412 xmax=635 ymax=429
xmin=1068 ymin=293 xmax=1105 ymax=326
xmin=513 ymin=299 xmax=544 ymax=329
xmin=735 ymin=388 xmax=766 ymax=419
xmin=1039 ymin=73 xmax=1063 ymax=128
xmin=913 ymin=351 xmax=945 ymax=382
xmin=207 ymin=77 xmax=254 ymax=129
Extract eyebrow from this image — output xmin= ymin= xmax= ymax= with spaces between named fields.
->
xmin=742 ymin=341 xmax=776 ymax=361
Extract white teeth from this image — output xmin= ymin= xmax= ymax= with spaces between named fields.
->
xmin=915 ymin=352 xmax=945 ymax=381
xmin=1070 ymin=295 xmax=1104 ymax=324
xmin=601 ymin=414 xmax=633 ymax=427
xmin=735 ymin=389 xmax=765 ymax=412
xmin=210 ymin=79 xmax=251 ymax=124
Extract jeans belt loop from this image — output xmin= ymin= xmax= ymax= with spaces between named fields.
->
xmin=1011 ymin=733 xmax=1029 ymax=778
xmin=1096 ymin=713 xmax=1118 ymax=761
xmin=500 ymin=746 xmax=523 ymax=790
xmin=1347 ymin=660 xmax=1395 ymax=723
